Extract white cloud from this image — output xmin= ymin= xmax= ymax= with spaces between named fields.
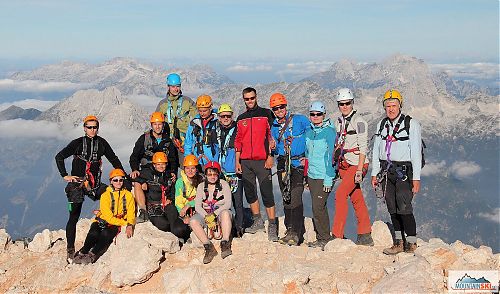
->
xmin=277 ymin=61 xmax=335 ymax=77
xmin=126 ymin=94 xmax=162 ymax=113
xmin=449 ymin=160 xmax=482 ymax=180
xmin=226 ymin=64 xmax=273 ymax=72
xmin=477 ymin=208 xmax=500 ymax=224
xmin=0 ymin=119 xmax=142 ymax=170
xmin=0 ymin=79 xmax=89 ymax=93
xmin=429 ymin=63 xmax=499 ymax=81
xmin=0 ymin=99 xmax=58 ymax=111
xmin=421 ymin=160 xmax=446 ymax=177
xmin=98 ymin=126 xmax=142 ymax=164
xmin=0 ymin=119 xmax=65 ymax=139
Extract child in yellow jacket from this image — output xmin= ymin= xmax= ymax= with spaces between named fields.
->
xmin=74 ymin=169 xmax=135 ymax=264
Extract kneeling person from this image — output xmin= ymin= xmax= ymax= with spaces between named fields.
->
xmin=139 ymin=152 xmax=190 ymax=242
xmin=74 ymin=169 xmax=135 ymax=264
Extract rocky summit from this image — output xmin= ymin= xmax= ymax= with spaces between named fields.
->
xmin=0 ymin=219 xmax=498 ymax=293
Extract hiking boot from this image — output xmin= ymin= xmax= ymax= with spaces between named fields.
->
xmin=67 ymin=247 xmax=75 ymax=261
xmin=72 ymin=252 xmax=86 ymax=264
xmin=267 ymin=221 xmax=279 ymax=242
xmin=81 ymin=252 xmax=97 ymax=265
xmin=203 ymin=242 xmax=218 ymax=264
xmin=278 ymin=229 xmax=293 ymax=245
xmin=383 ymin=240 xmax=404 ymax=255
xmin=307 ymin=239 xmax=329 ymax=250
xmin=245 ymin=216 xmax=265 ymax=234
xmin=220 ymin=240 xmax=232 ymax=259
xmin=286 ymin=231 xmax=300 ymax=246
xmin=356 ymin=233 xmax=375 ymax=246
xmin=136 ymin=209 xmax=149 ymax=223
xmin=234 ymin=227 xmax=244 ymax=238
xmin=405 ymin=242 xmax=417 ymax=253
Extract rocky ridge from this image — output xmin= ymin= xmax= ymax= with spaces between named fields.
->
xmin=10 ymin=58 xmax=234 ymax=97
xmin=36 ymin=86 xmax=149 ymax=130
xmin=0 ymin=219 xmax=498 ymax=293
xmin=0 ymin=105 xmax=41 ymax=121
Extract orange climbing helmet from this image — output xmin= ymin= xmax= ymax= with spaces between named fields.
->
xmin=269 ymin=93 xmax=287 ymax=108
xmin=152 ymin=152 xmax=168 ymax=164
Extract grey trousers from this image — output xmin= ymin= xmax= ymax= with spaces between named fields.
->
xmin=309 ymin=178 xmax=332 ymax=241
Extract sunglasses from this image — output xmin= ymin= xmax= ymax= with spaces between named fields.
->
xmin=338 ymin=101 xmax=352 ymax=107
xmin=244 ymin=96 xmax=256 ymax=101
xmin=219 ymin=114 xmax=232 ymax=119
xmin=272 ymin=105 xmax=286 ymax=111
xmin=85 ymin=125 xmax=98 ymax=129
xmin=206 ymin=172 xmax=219 ymax=177
xmin=309 ymin=112 xmax=323 ymax=117
xmin=111 ymin=178 xmax=124 ymax=183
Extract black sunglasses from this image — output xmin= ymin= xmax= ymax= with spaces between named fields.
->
xmin=111 ymin=178 xmax=124 ymax=183
xmin=85 ymin=125 xmax=99 ymax=130
xmin=219 ymin=114 xmax=232 ymax=119
xmin=309 ymin=112 xmax=323 ymax=117
xmin=338 ymin=101 xmax=352 ymax=107
xmin=244 ymin=96 xmax=256 ymax=101
xmin=272 ymin=105 xmax=286 ymax=111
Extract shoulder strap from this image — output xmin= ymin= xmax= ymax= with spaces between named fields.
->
xmin=111 ymin=191 xmax=115 ymax=214
xmin=143 ymin=132 xmax=154 ymax=156
xmin=403 ymin=115 xmax=412 ymax=135
xmin=278 ymin=114 xmax=294 ymax=143
xmin=80 ymin=137 xmax=99 ymax=162
xmin=377 ymin=117 xmax=389 ymax=136
xmin=122 ymin=191 xmax=127 ymax=217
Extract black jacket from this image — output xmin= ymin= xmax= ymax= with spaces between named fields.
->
xmin=55 ymin=135 xmax=123 ymax=178
xmin=129 ymin=129 xmax=179 ymax=173
xmin=137 ymin=167 xmax=175 ymax=203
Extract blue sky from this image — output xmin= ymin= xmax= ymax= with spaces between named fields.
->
xmin=0 ymin=0 xmax=498 ymax=63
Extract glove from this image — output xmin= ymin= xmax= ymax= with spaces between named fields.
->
xmin=323 ymin=186 xmax=332 ymax=193
xmin=354 ymin=170 xmax=363 ymax=184
xmin=204 ymin=213 xmax=217 ymax=230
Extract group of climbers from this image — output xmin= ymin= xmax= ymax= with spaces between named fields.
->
xmin=55 ymin=71 xmax=422 ymax=264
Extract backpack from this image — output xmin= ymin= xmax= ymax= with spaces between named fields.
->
xmin=377 ymin=115 xmax=426 ymax=168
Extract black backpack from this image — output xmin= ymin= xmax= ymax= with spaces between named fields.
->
xmin=376 ymin=115 xmax=426 ymax=168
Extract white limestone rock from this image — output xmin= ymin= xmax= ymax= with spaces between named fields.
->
xmin=99 ymin=233 xmax=162 ymax=287
xmin=133 ymin=222 xmax=180 ymax=254
xmin=28 ymin=229 xmax=52 ymax=253
xmin=371 ymin=221 xmax=394 ymax=247
xmin=324 ymin=238 xmax=357 ymax=253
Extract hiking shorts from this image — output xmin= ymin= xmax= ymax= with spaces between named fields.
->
xmin=380 ymin=161 xmax=414 ymax=215
xmin=241 ymin=159 xmax=275 ymax=208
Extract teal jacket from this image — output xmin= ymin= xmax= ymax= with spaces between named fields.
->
xmin=305 ymin=119 xmax=336 ymax=186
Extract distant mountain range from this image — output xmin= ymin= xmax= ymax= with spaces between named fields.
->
xmin=36 ymin=86 xmax=149 ymax=130
xmin=0 ymin=105 xmax=41 ymax=120
xmin=11 ymin=57 xmax=234 ymax=97
xmin=2 ymin=55 xmax=499 ymax=251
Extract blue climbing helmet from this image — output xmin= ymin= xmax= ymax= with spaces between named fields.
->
xmin=166 ymin=73 xmax=181 ymax=86
xmin=309 ymin=101 xmax=326 ymax=113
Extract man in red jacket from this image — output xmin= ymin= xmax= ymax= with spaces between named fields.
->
xmin=235 ymin=87 xmax=278 ymax=241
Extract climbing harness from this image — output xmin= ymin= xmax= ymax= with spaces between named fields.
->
xmin=203 ymin=180 xmax=224 ymax=240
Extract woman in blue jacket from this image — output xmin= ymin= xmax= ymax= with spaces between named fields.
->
xmin=305 ymin=101 xmax=336 ymax=250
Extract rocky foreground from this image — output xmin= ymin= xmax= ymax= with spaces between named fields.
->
xmin=0 ymin=219 xmax=498 ymax=293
